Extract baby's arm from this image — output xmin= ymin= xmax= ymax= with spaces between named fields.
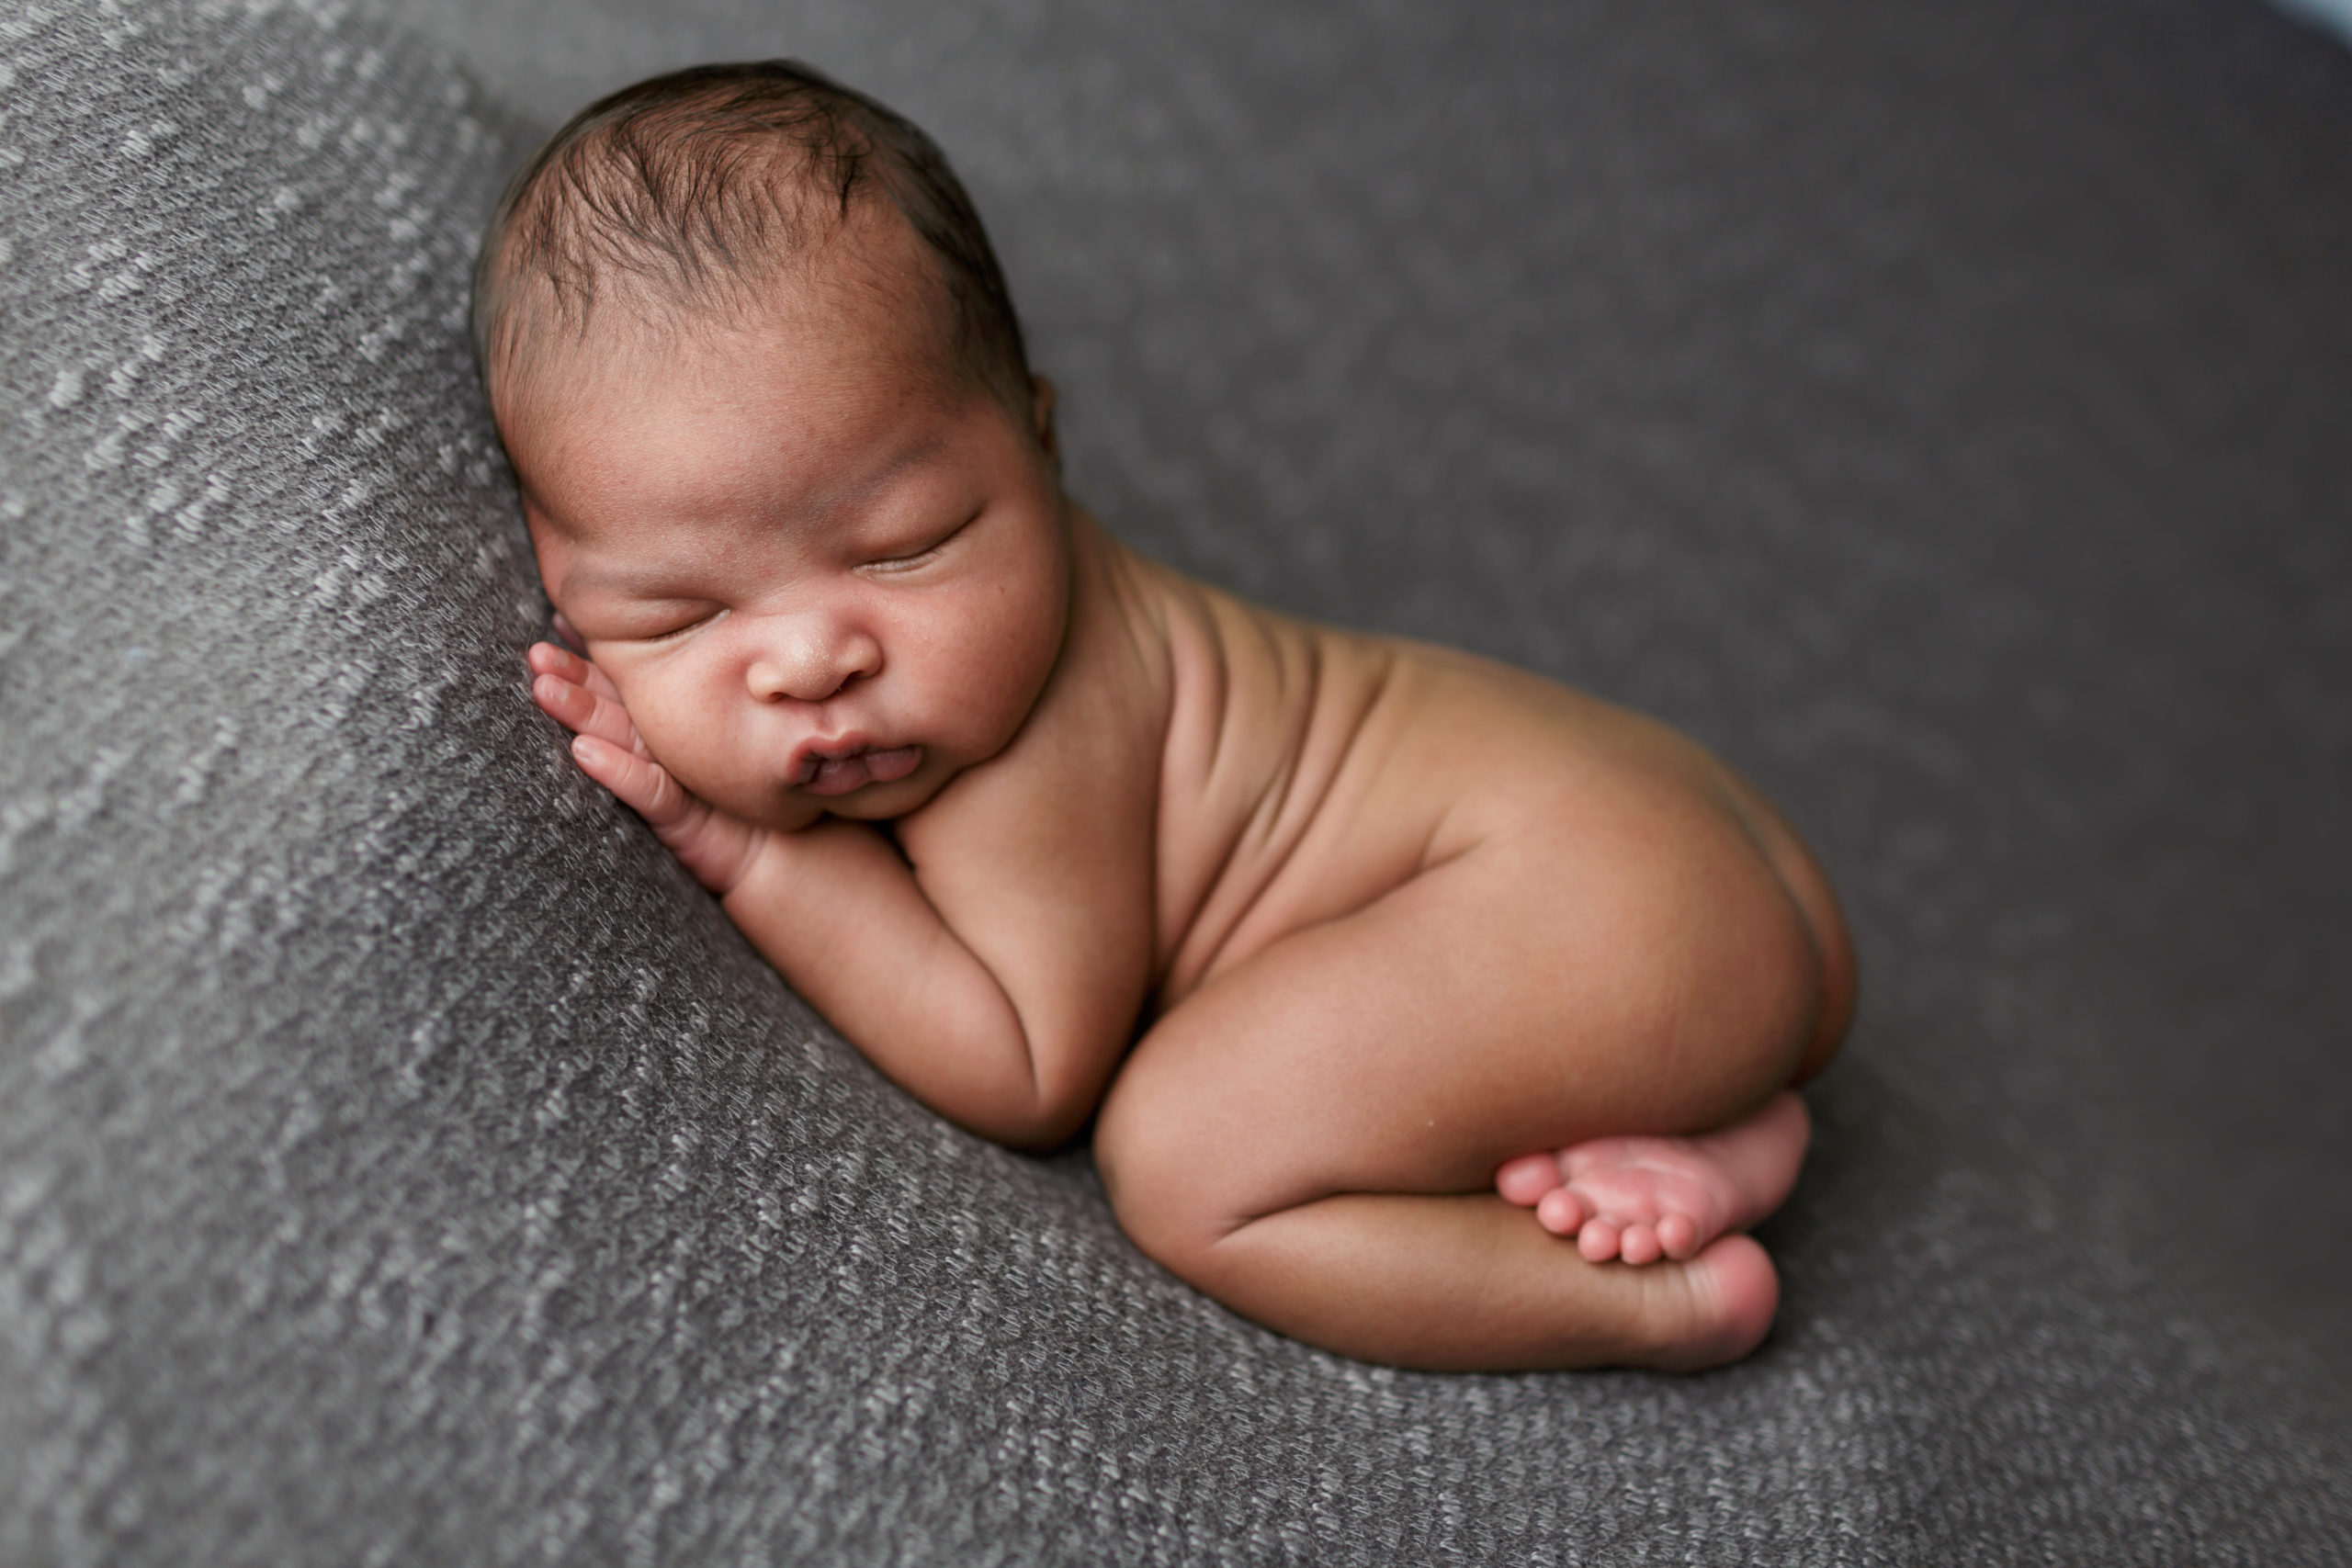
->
xmin=527 ymin=641 xmax=1154 ymax=1150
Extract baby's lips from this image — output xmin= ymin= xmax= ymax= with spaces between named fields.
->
xmin=862 ymin=745 xmax=922 ymax=784
xmin=796 ymin=743 xmax=922 ymax=796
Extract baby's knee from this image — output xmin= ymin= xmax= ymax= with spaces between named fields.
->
xmin=1650 ymin=857 xmax=1839 ymax=1101
xmin=1093 ymin=1093 xmax=1200 ymax=1263
xmin=1092 ymin=1076 xmax=1256 ymax=1278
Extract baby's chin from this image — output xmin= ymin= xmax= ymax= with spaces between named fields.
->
xmin=714 ymin=761 xmax=957 ymax=833
xmin=800 ymin=774 xmax=944 ymax=824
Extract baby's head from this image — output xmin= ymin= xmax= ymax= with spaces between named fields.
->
xmin=476 ymin=62 xmax=1069 ymax=828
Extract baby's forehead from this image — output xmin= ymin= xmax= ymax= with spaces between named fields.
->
xmin=503 ymin=296 xmax=994 ymax=556
xmin=495 ymin=201 xmax=960 ymax=407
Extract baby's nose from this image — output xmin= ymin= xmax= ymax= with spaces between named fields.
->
xmin=744 ymin=618 xmax=883 ymax=704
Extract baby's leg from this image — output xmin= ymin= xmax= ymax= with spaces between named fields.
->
xmin=1494 ymin=770 xmax=1850 ymax=1264
xmin=1092 ymin=839 xmax=1824 ymax=1371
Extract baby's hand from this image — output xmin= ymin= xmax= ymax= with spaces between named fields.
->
xmin=526 ymin=639 xmax=767 ymax=895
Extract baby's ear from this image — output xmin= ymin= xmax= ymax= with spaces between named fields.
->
xmin=1030 ymin=375 xmax=1059 ymax=463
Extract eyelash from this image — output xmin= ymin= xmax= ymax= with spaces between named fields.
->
xmin=625 ymin=513 xmax=974 ymax=637
xmin=871 ymin=513 xmax=978 ymax=572
xmin=644 ymin=609 xmax=719 ymax=642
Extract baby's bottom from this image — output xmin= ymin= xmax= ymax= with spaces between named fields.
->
xmin=1092 ymin=834 xmax=1838 ymax=1372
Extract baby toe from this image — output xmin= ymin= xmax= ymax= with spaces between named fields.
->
xmin=1619 ymin=1223 xmax=1664 ymax=1266
xmin=1534 ymin=1187 xmax=1587 ymax=1236
xmin=1495 ymin=1153 xmax=1564 ymax=1207
xmin=1577 ymin=1218 xmax=1623 ymax=1263
xmin=1657 ymin=1213 xmax=1701 ymax=1260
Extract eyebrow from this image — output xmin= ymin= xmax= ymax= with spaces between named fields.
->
xmin=555 ymin=565 xmax=704 ymax=599
xmin=796 ymin=429 xmax=949 ymax=525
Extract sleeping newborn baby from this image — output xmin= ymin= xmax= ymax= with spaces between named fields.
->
xmin=479 ymin=62 xmax=1856 ymax=1371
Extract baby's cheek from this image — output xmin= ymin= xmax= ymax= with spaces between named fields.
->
xmin=920 ymin=663 xmax=1030 ymax=768
xmin=951 ymin=578 xmax=1065 ymax=746
xmin=621 ymin=682 xmax=735 ymax=791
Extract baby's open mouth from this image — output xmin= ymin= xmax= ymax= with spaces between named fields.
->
xmin=794 ymin=743 xmax=923 ymax=797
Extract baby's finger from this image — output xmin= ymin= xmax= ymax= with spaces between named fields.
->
xmin=531 ymin=637 xmax=627 ymax=703
xmin=571 ymin=733 xmax=698 ymax=832
xmin=526 ymin=638 xmax=593 ymax=683
xmin=531 ymin=667 xmax=639 ymax=753
xmin=527 ymin=641 xmax=650 ymax=759
xmin=576 ymin=657 xmax=630 ymax=714
xmin=569 ymin=734 xmax=759 ymax=894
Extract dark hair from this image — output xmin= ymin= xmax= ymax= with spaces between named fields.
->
xmin=472 ymin=60 xmax=1031 ymax=407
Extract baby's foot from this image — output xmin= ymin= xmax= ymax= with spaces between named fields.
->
xmin=1494 ymin=1091 xmax=1810 ymax=1265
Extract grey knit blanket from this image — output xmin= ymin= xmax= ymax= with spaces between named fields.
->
xmin=4 ymin=0 xmax=2348 ymax=1561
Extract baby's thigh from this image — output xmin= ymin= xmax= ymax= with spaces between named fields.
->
xmin=1093 ymin=836 xmax=1813 ymax=1247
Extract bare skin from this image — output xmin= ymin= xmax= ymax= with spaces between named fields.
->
xmin=496 ymin=209 xmax=1856 ymax=1372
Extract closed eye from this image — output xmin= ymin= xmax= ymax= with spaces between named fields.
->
xmin=638 ymin=606 xmax=725 ymax=642
xmin=867 ymin=511 xmax=978 ymax=574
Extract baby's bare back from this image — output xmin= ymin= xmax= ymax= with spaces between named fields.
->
xmin=1114 ymin=536 xmax=1846 ymax=1048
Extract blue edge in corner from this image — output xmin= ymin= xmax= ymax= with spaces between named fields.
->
xmin=2272 ymin=0 xmax=2352 ymax=48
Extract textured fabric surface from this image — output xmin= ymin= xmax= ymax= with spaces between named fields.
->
xmin=4 ymin=0 xmax=2350 ymax=1562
